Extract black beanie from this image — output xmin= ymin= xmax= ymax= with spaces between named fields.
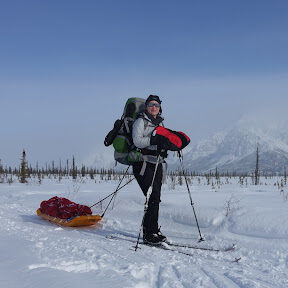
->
xmin=145 ymin=95 xmax=162 ymax=106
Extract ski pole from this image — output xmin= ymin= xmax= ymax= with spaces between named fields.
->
xmin=135 ymin=156 xmax=161 ymax=251
xmin=66 ymin=168 xmax=134 ymax=222
xmin=91 ymin=165 xmax=131 ymax=211
xmin=178 ymin=150 xmax=204 ymax=242
xmin=90 ymin=177 xmax=134 ymax=209
xmin=101 ymin=166 xmax=131 ymax=217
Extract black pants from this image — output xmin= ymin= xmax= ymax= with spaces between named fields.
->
xmin=133 ymin=161 xmax=163 ymax=235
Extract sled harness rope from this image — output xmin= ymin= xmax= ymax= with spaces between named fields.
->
xmin=89 ymin=166 xmax=134 ymax=218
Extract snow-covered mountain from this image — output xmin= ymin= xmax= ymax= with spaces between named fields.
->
xmin=172 ymin=115 xmax=288 ymax=174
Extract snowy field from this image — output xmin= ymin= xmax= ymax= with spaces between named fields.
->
xmin=1 ymin=175 xmax=288 ymax=288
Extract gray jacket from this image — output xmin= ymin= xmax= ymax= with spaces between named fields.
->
xmin=132 ymin=113 xmax=164 ymax=164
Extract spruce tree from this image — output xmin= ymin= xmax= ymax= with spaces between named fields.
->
xmin=178 ymin=170 xmax=183 ymax=186
xmin=52 ymin=160 xmax=55 ymax=175
xmin=59 ymin=159 xmax=62 ymax=176
xmin=255 ymin=145 xmax=259 ymax=185
xmin=89 ymin=168 xmax=94 ymax=179
xmin=72 ymin=156 xmax=77 ymax=179
xmin=284 ymin=166 xmax=287 ymax=186
xmin=81 ymin=165 xmax=86 ymax=177
xmin=215 ymin=166 xmax=220 ymax=185
xmin=0 ymin=159 xmax=3 ymax=183
xmin=20 ymin=149 xmax=28 ymax=183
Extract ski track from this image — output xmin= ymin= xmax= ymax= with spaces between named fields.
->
xmin=201 ymin=267 xmax=240 ymax=288
xmin=1 ymin=178 xmax=288 ymax=287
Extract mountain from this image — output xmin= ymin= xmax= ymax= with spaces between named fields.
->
xmin=169 ymin=115 xmax=288 ymax=175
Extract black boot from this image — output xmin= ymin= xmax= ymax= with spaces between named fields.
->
xmin=143 ymin=226 xmax=161 ymax=245
xmin=143 ymin=232 xmax=162 ymax=245
xmin=156 ymin=227 xmax=167 ymax=242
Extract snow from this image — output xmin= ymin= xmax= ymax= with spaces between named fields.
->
xmin=1 ymin=176 xmax=288 ymax=287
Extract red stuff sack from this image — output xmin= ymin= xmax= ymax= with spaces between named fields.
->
xmin=40 ymin=196 xmax=92 ymax=219
xmin=152 ymin=127 xmax=191 ymax=151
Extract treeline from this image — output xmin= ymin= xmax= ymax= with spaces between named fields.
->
xmin=0 ymin=150 xmax=128 ymax=184
xmin=0 ymin=150 xmax=287 ymax=186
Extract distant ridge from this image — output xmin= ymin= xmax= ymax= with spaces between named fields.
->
xmin=168 ymin=115 xmax=288 ymax=175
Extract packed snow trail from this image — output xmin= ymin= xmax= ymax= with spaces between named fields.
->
xmin=0 ymin=176 xmax=288 ymax=287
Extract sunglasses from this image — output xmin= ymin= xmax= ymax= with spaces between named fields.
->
xmin=147 ymin=102 xmax=161 ymax=108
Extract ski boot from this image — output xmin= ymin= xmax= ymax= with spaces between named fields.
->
xmin=156 ymin=228 xmax=167 ymax=242
xmin=143 ymin=233 xmax=162 ymax=245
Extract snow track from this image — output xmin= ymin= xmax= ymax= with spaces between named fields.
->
xmin=1 ymin=177 xmax=288 ymax=287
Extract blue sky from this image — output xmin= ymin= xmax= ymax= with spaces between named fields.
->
xmin=1 ymin=0 xmax=288 ymax=167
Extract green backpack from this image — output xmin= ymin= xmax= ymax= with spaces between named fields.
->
xmin=104 ymin=98 xmax=146 ymax=165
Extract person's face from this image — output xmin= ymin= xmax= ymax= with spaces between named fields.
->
xmin=146 ymin=100 xmax=160 ymax=118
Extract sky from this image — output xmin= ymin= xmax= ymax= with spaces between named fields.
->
xmin=1 ymin=0 xmax=288 ymax=168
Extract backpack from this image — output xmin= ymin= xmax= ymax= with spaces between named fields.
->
xmin=104 ymin=98 xmax=146 ymax=165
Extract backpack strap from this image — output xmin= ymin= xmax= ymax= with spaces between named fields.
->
xmin=123 ymin=117 xmax=134 ymax=134
xmin=135 ymin=113 xmax=165 ymax=175
xmin=139 ymin=160 xmax=147 ymax=176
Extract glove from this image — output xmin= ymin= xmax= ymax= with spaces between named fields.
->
xmin=150 ymin=133 xmax=159 ymax=145
xmin=159 ymin=149 xmax=168 ymax=158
